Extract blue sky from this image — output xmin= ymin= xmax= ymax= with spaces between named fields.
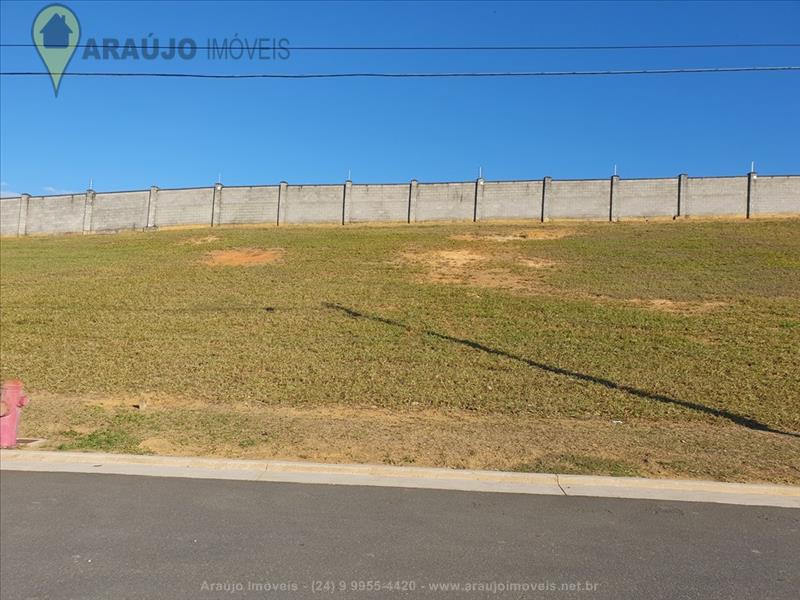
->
xmin=1 ymin=0 xmax=799 ymax=196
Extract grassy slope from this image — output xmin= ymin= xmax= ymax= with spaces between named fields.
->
xmin=1 ymin=219 xmax=798 ymax=482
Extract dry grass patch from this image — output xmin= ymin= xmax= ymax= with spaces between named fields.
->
xmin=138 ymin=436 xmax=180 ymax=454
xmin=550 ymin=294 xmax=730 ymax=314
xmin=403 ymin=248 xmax=726 ymax=313
xmin=19 ymin=396 xmax=800 ymax=484
xmin=400 ymin=249 xmax=487 ymax=282
xmin=178 ymin=235 xmax=219 ymax=245
xmin=519 ymin=257 xmax=558 ymax=269
xmin=450 ymin=228 xmax=578 ymax=243
xmin=621 ymin=298 xmax=730 ymax=314
xmin=76 ymin=392 xmax=206 ymax=411
xmin=466 ymin=269 xmax=548 ymax=292
xmin=204 ymin=247 xmax=285 ymax=267
xmin=401 ymin=249 xmax=554 ymax=292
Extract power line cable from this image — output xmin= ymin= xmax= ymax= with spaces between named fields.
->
xmin=1 ymin=66 xmax=798 ymax=79
xmin=2 ymin=42 xmax=800 ymax=51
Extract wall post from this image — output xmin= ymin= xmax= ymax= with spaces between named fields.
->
xmin=17 ymin=193 xmax=30 ymax=237
xmin=408 ymin=179 xmax=418 ymax=223
xmin=212 ymin=183 xmax=223 ymax=226
xmin=277 ymin=181 xmax=288 ymax=225
xmin=746 ymin=171 xmax=757 ymax=219
xmin=609 ymin=175 xmax=620 ymax=222
xmin=473 ymin=178 xmax=485 ymax=222
xmin=82 ymin=188 xmax=95 ymax=234
xmin=342 ymin=179 xmax=352 ymax=225
xmin=677 ymin=174 xmax=688 ymax=217
xmin=541 ymin=177 xmax=552 ymax=222
xmin=146 ymin=185 xmax=159 ymax=229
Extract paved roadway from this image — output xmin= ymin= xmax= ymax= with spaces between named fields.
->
xmin=1 ymin=471 xmax=798 ymax=599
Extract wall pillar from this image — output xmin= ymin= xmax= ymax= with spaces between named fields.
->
xmin=17 ymin=193 xmax=30 ymax=237
xmin=677 ymin=174 xmax=688 ymax=217
xmin=747 ymin=171 xmax=757 ymax=219
xmin=609 ymin=175 xmax=620 ymax=222
xmin=277 ymin=181 xmax=288 ymax=225
xmin=146 ymin=185 xmax=159 ymax=229
xmin=17 ymin=194 xmax=31 ymax=237
xmin=473 ymin=178 xmax=484 ymax=222
xmin=342 ymin=180 xmax=352 ymax=225
xmin=541 ymin=177 xmax=552 ymax=222
xmin=212 ymin=183 xmax=223 ymax=226
xmin=82 ymin=189 xmax=95 ymax=234
xmin=408 ymin=179 xmax=418 ymax=223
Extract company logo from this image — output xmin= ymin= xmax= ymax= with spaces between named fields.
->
xmin=30 ymin=2 xmax=291 ymax=97
xmin=32 ymin=3 xmax=81 ymax=96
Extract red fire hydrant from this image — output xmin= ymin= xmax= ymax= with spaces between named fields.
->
xmin=0 ymin=380 xmax=29 ymax=449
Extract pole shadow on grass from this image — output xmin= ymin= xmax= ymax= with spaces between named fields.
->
xmin=323 ymin=302 xmax=800 ymax=439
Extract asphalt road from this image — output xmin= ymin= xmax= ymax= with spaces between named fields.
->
xmin=1 ymin=471 xmax=798 ymax=600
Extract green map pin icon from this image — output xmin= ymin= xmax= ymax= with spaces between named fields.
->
xmin=32 ymin=4 xmax=81 ymax=96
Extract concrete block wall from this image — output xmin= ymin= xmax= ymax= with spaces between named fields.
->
xmin=414 ymin=182 xmax=475 ymax=222
xmin=349 ymin=183 xmax=409 ymax=223
xmin=480 ymin=180 xmax=542 ymax=220
xmin=281 ymin=184 xmax=343 ymax=224
xmin=2 ymin=173 xmax=798 ymax=237
xmin=614 ymin=178 xmax=678 ymax=219
xmin=155 ymin=187 xmax=214 ymax=228
xmin=217 ymin=185 xmax=280 ymax=225
xmin=0 ymin=197 xmax=21 ymax=236
xmin=91 ymin=190 xmax=150 ymax=232
xmin=751 ymin=175 xmax=800 ymax=216
xmin=683 ymin=176 xmax=748 ymax=217
xmin=24 ymin=194 xmax=85 ymax=234
xmin=547 ymin=179 xmax=610 ymax=220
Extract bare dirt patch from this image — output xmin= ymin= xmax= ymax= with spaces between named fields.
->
xmin=204 ymin=248 xmax=285 ymax=267
xmin=401 ymin=249 xmax=555 ymax=293
xmin=400 ymin=249 xmax=487 ymax=282
xmin=450 ymin=228 xmax=577 ymax=243
xmin=179 ymin=235 xmax=220 ymax=245
xmin=421 ymin=249 xmax=487 ymax=268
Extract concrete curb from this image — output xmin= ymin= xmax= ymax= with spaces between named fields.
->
xmin=1 ymin=450 xmax=798 ymax=508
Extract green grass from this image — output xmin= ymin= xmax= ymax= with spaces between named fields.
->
xmin=1 ymin=219 xmax=799 ymax=481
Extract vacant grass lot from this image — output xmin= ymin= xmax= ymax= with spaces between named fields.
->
xmin=1 ymin=219 xmax=799 ymax=483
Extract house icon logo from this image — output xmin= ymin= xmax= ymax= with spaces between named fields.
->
xmin=40 ymin=12 xmax=73 ymax=48
xmin=31 ymin=4 xmax=81 ymax=96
